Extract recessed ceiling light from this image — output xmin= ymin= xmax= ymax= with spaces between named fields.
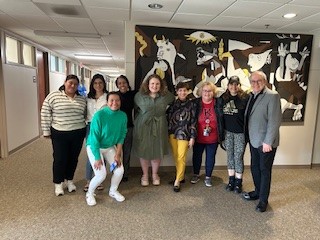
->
xmin=148 ymin=3 xmax=163 ymax=9
xmin=283 ymin=13 xmax=297 ymax=19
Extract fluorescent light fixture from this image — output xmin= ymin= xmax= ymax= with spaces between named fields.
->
xmin=107 ymin=74 xmax=120 ymax=77
xmin=34 ymin=30 xmax=101 ymax=38
xmin=99 ymin=69 xmax=119 ymax=73
xmin=283 ymin=13 xmax=297 ymax=19
xmin=74 ymin=54 xmax=112 ymax=60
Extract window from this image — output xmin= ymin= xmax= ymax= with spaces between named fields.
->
xmin=5 ymin=36 xmax=19 ymax=64
xmin=22 ymin=43 xmax=35 ymax=66
xmin=5 ymin=36 xmax=36 ymax=67
xmin=50 ymin=54 xmax=66 ymax=73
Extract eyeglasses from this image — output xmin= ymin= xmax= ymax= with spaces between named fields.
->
xmin=250 ymin=80 xmax=263 ymax=85
xmin=202 ymin=89 xmax=213 ymax=93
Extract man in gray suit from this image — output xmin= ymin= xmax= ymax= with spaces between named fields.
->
xmin=242 ymin=71 xmax=282 ymax=212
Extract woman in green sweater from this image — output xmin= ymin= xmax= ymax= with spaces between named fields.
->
xmin=85 ymin=92 xmax=127 ymax=206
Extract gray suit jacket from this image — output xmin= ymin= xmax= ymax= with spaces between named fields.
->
xmin=245 ymin=87 xmax=282 ymax=148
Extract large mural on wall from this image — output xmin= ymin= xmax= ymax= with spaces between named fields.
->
xmin=135 ymin=25 xmax=313 ymax=123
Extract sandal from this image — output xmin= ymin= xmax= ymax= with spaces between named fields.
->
xmin=97 ymin=184 xmax=104 ymax=191
xmin=83 ymin=183 xmax=89 ymax=192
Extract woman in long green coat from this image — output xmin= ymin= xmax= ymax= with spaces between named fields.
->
xmin=132 ymin=74 xmax=175 ymax=187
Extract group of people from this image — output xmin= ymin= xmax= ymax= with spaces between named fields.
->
xmin=41 ymin=70 xmax=282 ymax=213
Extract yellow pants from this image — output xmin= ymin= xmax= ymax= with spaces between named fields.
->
xmin=169 ymin=134 xmax=189 ymax=182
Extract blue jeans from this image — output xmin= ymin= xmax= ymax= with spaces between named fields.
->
xmin=192 ymin=142 xmax=218 ymax=177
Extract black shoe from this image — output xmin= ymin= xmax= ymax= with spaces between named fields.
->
xmin=122 ymin=176 xmax=129 ymax=182
xmin=234 ymin=185 xmax=242 ymax=194
xmin=173 ymin=185 xmax=180 ymax=192
xmin=256 ymin=201 xmax=268 ymax=212
xmin=242 ymin=191 xmax=259 ymax=201
xmin=225 ymin=183 xmax=234 ymax=192
xmin=168 ymin=179 xmax=185 ymax=185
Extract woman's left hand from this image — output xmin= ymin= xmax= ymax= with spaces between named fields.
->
xmin=188 ymin=138 xmax=195 ymax=148
xmin=114 ymin=153 xmax=122 ymax=166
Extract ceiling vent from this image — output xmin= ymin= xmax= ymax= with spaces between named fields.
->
xmin=35 ymin=3 xmax=89 ymax=18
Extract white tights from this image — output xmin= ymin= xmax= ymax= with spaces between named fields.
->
xmin=86 ymin=145 xmax=124 ymax=194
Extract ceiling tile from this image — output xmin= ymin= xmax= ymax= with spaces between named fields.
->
xmin=9 ymin=15 xmax=63 ymax=31
xmin=52 ymin=17 xmax=97 ymax=33
xmin=278 ymin=21 xmax=320 ymax=32
xmin=263 ymin=5 xmax=320 ymax=20
xmin=0 ymin=1 xmax=46 ymax=16
xmin=132 ymin=10 xmax=173 ymax=22
xmin=208 ymin=16 xmax=256 ymax=28
xmin=132 ymin=0 xmax=182 ymax=11
xmin=178 ymin=0 xmax=236 ymax=15
xmin=290 ymin=0 xmax=320 ymax=6
xmin=82 ymin=0 xmax=130 ymax=9
xmin=243 ymin=18 xmax=295 ymax=30
xmin=221 ymin=1 xmax=282 ymax=18
xmin=170 ymin=13 xmax=214 ymax=25
xmin=86 ymin=7 xmax=129 ymax=21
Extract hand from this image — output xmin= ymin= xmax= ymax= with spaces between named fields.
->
xmin=277 ymin=43 xmax=288 ymax=57
xmin=188 ymin=138 xmax=195 ymax=148
xmin=299 ymin=46 xmax=310 ymax=59
xmin=114 ymin=153 xmax=122 ymax=166
xmin=94 ymin=160 xmax=103 ymax=170
xmin=262 ymin=143 xmax=272 ymax=153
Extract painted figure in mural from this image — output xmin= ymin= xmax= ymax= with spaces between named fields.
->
xmin=153 ymin=35 xmax=186 ymax=86
xmin=85 ymin=92 xmax=127 ymax=206
xmin=242 ymin=71 xmax=282 ymax=213
xmin=275 ymin=42 xmax=310 ymax=121
xmin=216 ymin=76 xmax=249 ymax=194
xmin=132 ymin=74 xmax=175 ymax=187
xmin=167 ymin=82 xmax=197 ymax=192
xmin=191 ymin=81 xmax=223 ymax=188
xmin=41 ymin=75 xmax=86 ymax=197
xmin=115 ymin=75 xmax=138 ymax=182
xmin=83 ymin=74 xmax=108 ymax=192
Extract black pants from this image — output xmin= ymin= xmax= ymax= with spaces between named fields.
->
xmin=249 ymin=143 xmax=277 ymax=203
xmin=123 ymin=127 xmax=133 ymax=178
xmin=51 ymin=127 xmax=86 ymax=183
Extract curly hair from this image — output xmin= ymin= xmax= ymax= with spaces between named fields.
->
xmin=139 ymin=74 xmax=168 ymax=96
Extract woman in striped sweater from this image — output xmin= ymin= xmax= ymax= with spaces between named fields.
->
xmin=41 ymin=75 xmax=87 ymax=197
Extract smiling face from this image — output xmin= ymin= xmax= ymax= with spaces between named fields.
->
xmin=148 ymin=77 xmax=161 ymax=94
xmin=93 ymin=78 xmax=105 ymax=94
xmin=117 ymin=77 xmax=129 ymax=93
xmin=64 ymin=78 xmax=79 ymax=97
xmin=201 ymin=84 xmax=214 ymax=103
xmin=228 ymin=82 xmax=240 ymax=96
xmin=176 ymin=87 xmax=189 ymax=101
xmin=250 ymin=72 xmax=266 ymax=94
xmin=107 ymin=93 xmax=121 ymax=111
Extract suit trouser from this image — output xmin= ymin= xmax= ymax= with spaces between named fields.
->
xmin=122 ymin=127 xmax=133 ymax=178
xmin=249 ymin=143 xmax=277 ymax=203
xmin=51 ymin=127 xmax=86 ymax=183
xmin=169 ymin=134 xmax=189 ymax=182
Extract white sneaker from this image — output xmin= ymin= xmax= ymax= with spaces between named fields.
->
xmin=67 ymin=180 xmax=76 ymax=193
xmin=109 ymin=191 xmax=125 ymax=202
xmin=55 ymin=183 xmax=64 ymax=196
xmin=86 ymin=192 xmax=96 ymax=206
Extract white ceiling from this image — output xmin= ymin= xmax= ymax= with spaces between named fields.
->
xmin=1 ymin=0 xmax=320 ymax=76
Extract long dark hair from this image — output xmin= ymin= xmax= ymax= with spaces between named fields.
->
xmin=87 ymin=74 xmax=108 ymax=99
xmin=59 ymin=74 xmax=80 ymax=95
xmin=115 ymin=75 xmax=132 ymax=91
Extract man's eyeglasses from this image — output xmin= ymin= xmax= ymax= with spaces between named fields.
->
xmin=250 ymin=80 xmax=263 ymax=85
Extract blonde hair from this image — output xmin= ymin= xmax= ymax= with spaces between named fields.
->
xmin=197 ymin=81 xmax=217 ymax=98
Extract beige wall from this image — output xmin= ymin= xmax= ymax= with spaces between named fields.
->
xmin=125 ymin=22 xmax=320 ymax=167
